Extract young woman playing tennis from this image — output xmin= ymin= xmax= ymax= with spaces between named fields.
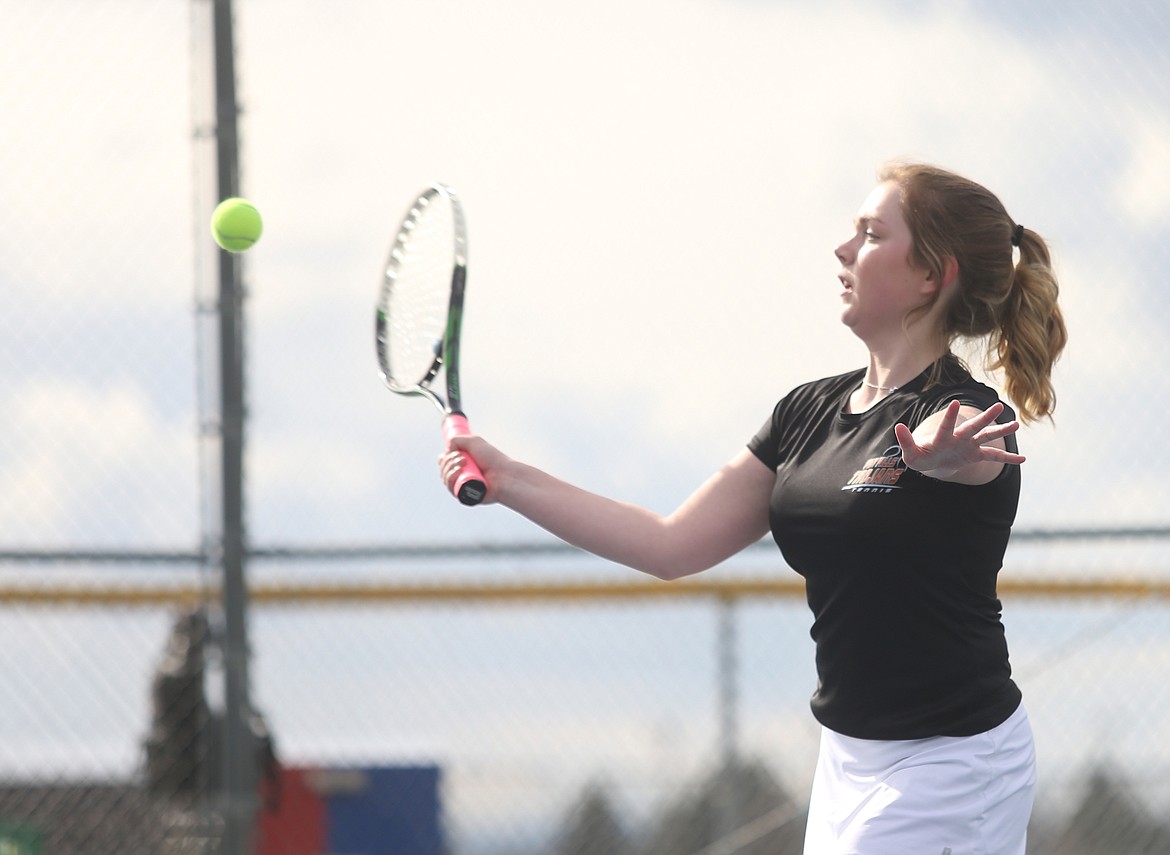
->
xmin=440 ymin=162 xmax=1067 ymax=854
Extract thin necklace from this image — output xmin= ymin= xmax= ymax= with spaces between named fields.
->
xmin=861 ymin=380 xmax=899 ymax=392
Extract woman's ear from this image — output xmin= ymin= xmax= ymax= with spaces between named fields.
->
xmin=927 ymin=256 xmax=959 ymax=292
xmin=940 ymin=256 xmax=959 ymax=289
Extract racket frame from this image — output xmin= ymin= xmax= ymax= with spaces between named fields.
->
xmin=375 ymin=184 xmax=486 ymax=505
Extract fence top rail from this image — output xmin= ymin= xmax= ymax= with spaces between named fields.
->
xmin=1 ymin=576 xmax=1168 ymax=607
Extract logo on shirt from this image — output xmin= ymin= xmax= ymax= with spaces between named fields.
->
xmin=841 ymin=445 xmax=908 ymax=493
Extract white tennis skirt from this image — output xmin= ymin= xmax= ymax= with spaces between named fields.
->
xmin=803 ymin=704 xmax=1036 ymax=855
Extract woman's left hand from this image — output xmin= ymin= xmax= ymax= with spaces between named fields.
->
xmin=894 ymin=400 xmax=1025 ymax=485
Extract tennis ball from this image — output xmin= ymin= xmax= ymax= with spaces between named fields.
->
xmin=210 ymin=197 xmax=263 ymax=252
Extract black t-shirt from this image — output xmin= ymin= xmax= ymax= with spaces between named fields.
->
xmin=748 ymin=357 xmax=1022 ymax=740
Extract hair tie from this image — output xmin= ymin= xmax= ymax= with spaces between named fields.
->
xmin=1011 ymin=223 xmax=1025 ymax=247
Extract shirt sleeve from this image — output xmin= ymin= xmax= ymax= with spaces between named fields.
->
xmin=747 ymin=406 xmax=781 ymax=472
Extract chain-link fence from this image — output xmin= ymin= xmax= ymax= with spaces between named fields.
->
xmin=3 ymin=0 xmax=1170 ymax=853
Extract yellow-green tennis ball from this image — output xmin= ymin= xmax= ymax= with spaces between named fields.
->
xmin=211 ymin=197 xmax=263 ymax=253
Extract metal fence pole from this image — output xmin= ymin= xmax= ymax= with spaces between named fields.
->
xmin=211 ymin=0 xmax=254 ymax=851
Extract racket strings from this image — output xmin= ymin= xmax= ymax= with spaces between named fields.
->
xmin=383 ymin=195 xmax=457 ymax=388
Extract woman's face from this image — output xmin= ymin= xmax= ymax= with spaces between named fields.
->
xmin=834 ymin=181 xmax=937 ymax=341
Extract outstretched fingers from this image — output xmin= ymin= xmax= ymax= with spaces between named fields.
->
xmin=981 ymin=444 xmax=1027 ymax=465
xmin=895 ymin=399 xmax=1027 ymax=479
xmin=950 ymin=399 xmax=1003 ymax=436
xmin=893 ymin=421 xmax=923 ymax=460
xmin=962 ymin=404 xmax=1026 ymax=464
xmin=935 ymin=398 xmax=964 ymax=437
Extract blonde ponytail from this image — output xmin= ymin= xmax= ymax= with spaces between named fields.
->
xmin=879 ymin=162 xmax=1068 ymax=422
xmin=988 ymin=228 xmax=1067 ymax=422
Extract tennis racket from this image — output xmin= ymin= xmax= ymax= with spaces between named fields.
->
xmin=375 ymin=184 xmax=487 ymax=506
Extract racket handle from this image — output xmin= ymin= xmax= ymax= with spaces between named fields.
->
xmin=442 ymin=414 xmax=488 ymax=506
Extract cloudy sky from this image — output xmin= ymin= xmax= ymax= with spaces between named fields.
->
xmin=3 ymin=0 xmax=1169 ymax=552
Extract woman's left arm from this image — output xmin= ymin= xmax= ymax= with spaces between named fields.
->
xmin=894 ymin=399 xmax=1025 ymax=485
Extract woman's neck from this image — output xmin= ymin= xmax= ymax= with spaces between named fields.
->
xmin=860 ymin=347 xmax=946 ymax=394
xmin=843 ymin=336 xmax=948 ymax=414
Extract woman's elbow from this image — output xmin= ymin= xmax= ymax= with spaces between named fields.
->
xmin=640 ymin=556 xmax=708 ymax=582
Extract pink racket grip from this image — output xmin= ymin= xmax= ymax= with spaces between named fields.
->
xmin=442 ymin=414 xmax=488 ymax=506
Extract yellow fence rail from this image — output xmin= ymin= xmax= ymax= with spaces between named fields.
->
xmin=3 ymin=575 xmax=1168 ymax=606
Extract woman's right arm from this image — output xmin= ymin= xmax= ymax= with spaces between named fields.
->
xmin=441 ymin=437 xmax=775 ymax=580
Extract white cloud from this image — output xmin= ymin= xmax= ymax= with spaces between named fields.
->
xmin=0 ymin=381 xmax=197 ymax=546
xmin=1114 ymin=108 xmax=1170 ymax=226
xmin=0 ymin=1 xmax=192 ymax=304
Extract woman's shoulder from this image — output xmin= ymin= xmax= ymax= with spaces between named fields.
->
xmin=757 ymin=368 xmax=862 ymax=431
xmin=919 ymin=356 xmax=1016 ymax=419
xmin=786 ymin=368 xmax=866 ymax=404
